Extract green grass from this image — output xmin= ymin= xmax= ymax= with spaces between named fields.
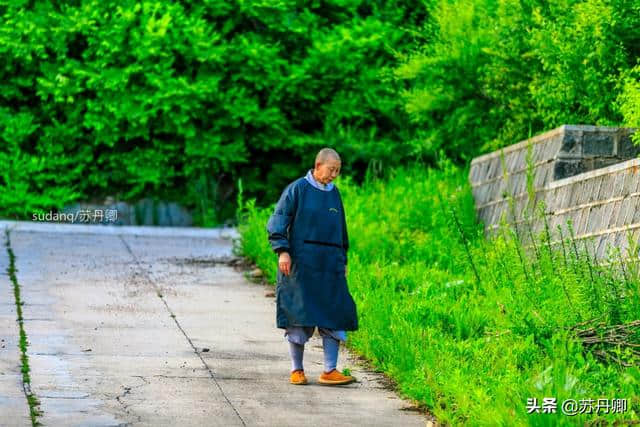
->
xmin=5 ymin=229 xmax=42 ymax=426
xmin=235 ymin=160 xmax=640 ymax=425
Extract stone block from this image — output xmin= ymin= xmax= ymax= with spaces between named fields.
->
xmin=602 ymin=202 xmax=616 ymax=231
xmin=582 ymin=158 xmax=595 ymax=170
xmin=621 ymin=170 xmax=635 ymax=196
xmin=583 ymin=206 xmax=595 ymax=235
xmin=626 ymin=196 xmax=639 ymax=225
xmin=554 ymin=159 xmax=584 ymax=180
xmin=592 ymin=157 xmax=620 ymax=170
xmin=609 ymin=200 xmax=623 ymax=229
xmin=559 ymin=186 xmax=573 ymax=210
xmin=585 ymin=206 xmax=601 ymax=234
xmin=595 ymin=204 xmax=608 ymax=233
xmin=583 ymin=180 xmax=598 ymax=205
xmin=533 ymin=165 xmax=549 ymax=187
xmin=568 ymin=186 xmax=580 ymax=208
xmin=574 ymin=208 xmax=586 ymax=236
xmin=596 ymin=174 xmax=612 ymax=200
xmin=586 ymin=176 xmax=599 ymax=203
xmin=617 ymin=131 xmax=640 ymax=158
xmin=611 ymin=173 xmax=625 ymax=198
xmin=583 ymin=207 xmax=595 ymax=236
xmin=579 ymin=180 xmax=592 ymax=205
xmin=560 ymin=129 xmax=582 ymax=156
xmin=583 ymin=131 xmax=615 ymax=156
xmin=616 ymin=198 xmax=631 ymax=228
xmin=548 ymin=186 xmax=561 ymax=211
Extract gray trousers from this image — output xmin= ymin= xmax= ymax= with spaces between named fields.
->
xmin=284 ymin=326 xmax=347 ymax=344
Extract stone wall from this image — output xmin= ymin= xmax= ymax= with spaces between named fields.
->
xmin=469 ymin=125 xmax=640 ymax=259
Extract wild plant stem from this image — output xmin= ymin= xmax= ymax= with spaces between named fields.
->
xmin=436 ymin=188 xmax=482 ymax=285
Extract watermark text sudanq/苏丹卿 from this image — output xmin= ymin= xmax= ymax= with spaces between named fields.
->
xmin=32 ymin=209 xmax=118 ymax=224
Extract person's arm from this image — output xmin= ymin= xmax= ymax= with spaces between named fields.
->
xmin=266 ymin=183 xmax=297 ymax=255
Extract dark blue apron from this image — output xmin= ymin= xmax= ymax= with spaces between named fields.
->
xmin=266 ymin=177 xmax=358 ymax=331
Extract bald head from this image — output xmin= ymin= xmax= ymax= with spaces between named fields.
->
xmin=312 ymin=148 xmax=342 ymax=185
xmin=315 ymin=148 xmax=341 ymax=165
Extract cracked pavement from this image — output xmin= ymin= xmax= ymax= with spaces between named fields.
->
xmin=0 ymin=221 xmax=428 ymax=426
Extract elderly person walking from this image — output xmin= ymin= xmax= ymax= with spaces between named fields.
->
xmin=266 ymin=148 xmax=358 ymax=386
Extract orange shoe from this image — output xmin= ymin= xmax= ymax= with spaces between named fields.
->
xmin=318 ymin=369 xmax=355 ymax=385
xmin=290 ymin=369 xmax=308 ymax=385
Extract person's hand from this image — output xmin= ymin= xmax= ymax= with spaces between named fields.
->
xmin=278 ymin=252 xmax=291 ymax=276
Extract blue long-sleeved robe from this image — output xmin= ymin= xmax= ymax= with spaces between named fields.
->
xmin=266 ymin=171 xmax=358 ymax=331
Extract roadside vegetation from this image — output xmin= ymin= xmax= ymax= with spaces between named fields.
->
xmin=236 ymin=160 xmax=640 ymax=425
xmin=5 ymin=230 xmax=42 ymax=426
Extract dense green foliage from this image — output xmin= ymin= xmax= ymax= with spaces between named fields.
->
xmin=237 ymin=163 xmax=640 ymax=425
xmin=0 ymin=0 xmax=425 ymax=223
xmin=3 ymin=0 xmax=639 ymax=223
xmin=397 ymin=0 xmax=640 ymax=161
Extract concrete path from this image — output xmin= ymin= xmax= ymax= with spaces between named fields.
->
xmin=0 ymin=220 xmax=428 ymax=426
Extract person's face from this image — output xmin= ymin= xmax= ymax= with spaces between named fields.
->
xmin=314 ymin=158 xmax=341 ymax=184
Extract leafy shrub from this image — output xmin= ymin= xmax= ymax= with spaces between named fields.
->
xmin=396 ymin=0 xmax=640 ymax=162
xmin=0 ymin=0 xmax=426 ymax=222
